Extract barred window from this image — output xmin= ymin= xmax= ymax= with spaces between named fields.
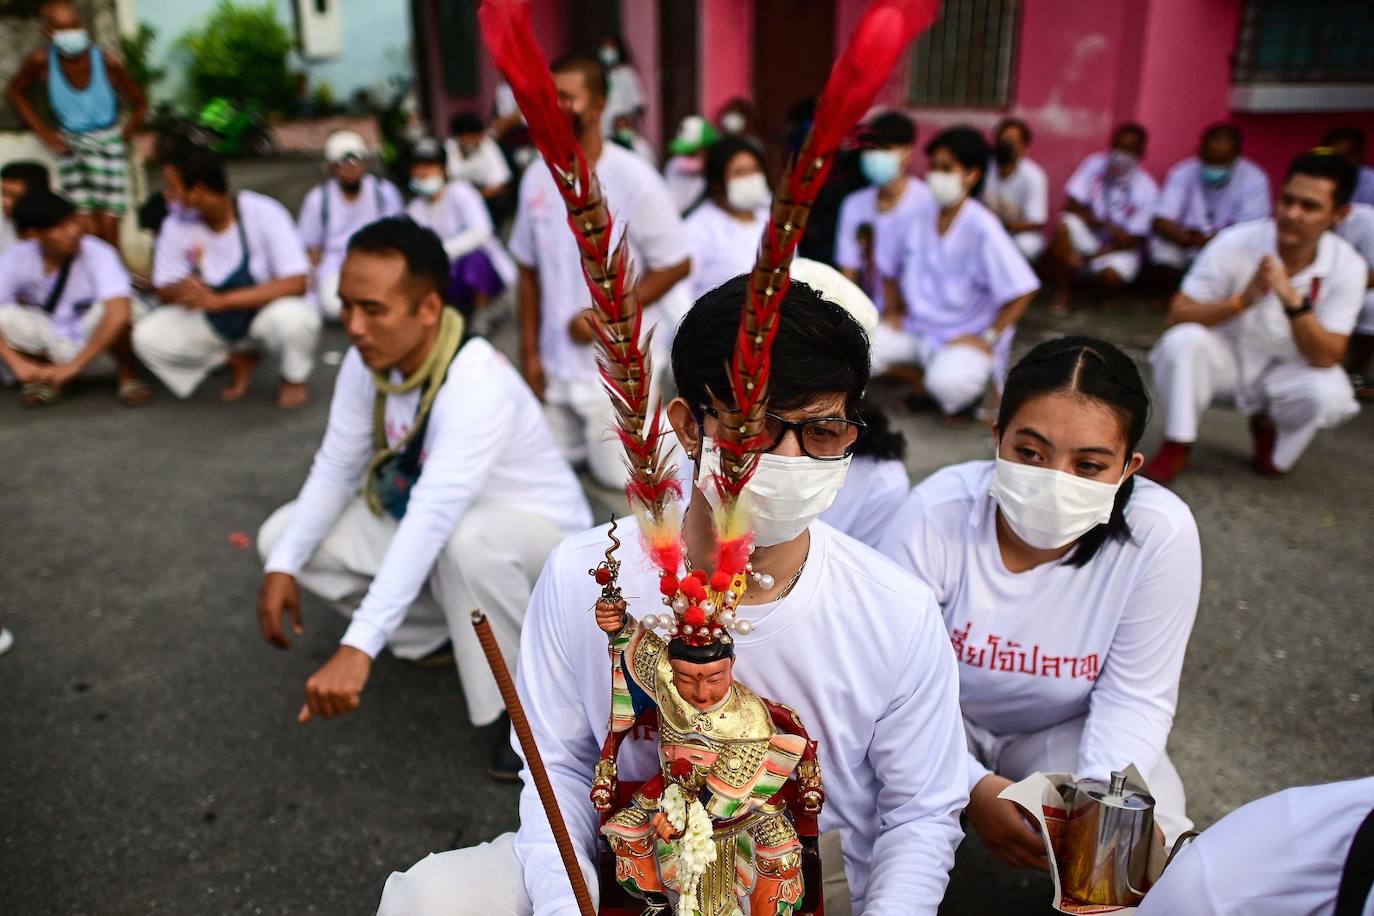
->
xmin=1233 ymin=0 xmax=1374 ymax=84
xmin=907 ymin=0 xmax=1021 ymax=108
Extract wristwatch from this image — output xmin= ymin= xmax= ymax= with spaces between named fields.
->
xmin=1283 ymin=296 xmax=1314 ymax=319
xmin=980 ymin=326 xmax=1002 ymax=346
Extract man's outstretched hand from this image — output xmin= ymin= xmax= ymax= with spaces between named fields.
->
xmin=258 ymin=571 xmax=303 ymax=648
xmin=299 ymin=646 xmax=373 ymax=723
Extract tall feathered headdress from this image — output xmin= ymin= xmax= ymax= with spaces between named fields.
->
xmin=480 ymin=0 xmax=939 ymax=646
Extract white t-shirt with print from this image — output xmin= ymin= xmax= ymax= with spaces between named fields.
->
xmin=153 ymin=190 xmax=310 ymax=288
xmin=879 ymin=461 xmax=1201 ymax=792
xmin=0 ymin=235 xmax=131 ymax=342
xmin=835 ymin=179 xmax=933 ymax=313
xmin=512 ymin=519 xmax=968 ymax=916
xmin=682 ymin=199 xmax=768 ymax=299
xmin=264 ymin=339 xmax=593 ymax=657
xmin=1153 ymin=155 xmax=1271 ymax=237
xmin=1064 ymin=151 xmax=1160 ymax=237
xmin=508 ymin=143 xmax=690 ymax=383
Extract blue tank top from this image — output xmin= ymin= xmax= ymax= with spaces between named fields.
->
xmin=47 ymin=45 xmax=117 ymax=133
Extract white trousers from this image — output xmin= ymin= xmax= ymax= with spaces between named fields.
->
xmin=132 ymin=297 xmax=320 ymax=398
xmin=1148 ymin=237 xmax=1197 ymax=271
xmin=1013 ymin=230 xmax=1046 ymax=263
xmin=964 ymin=714 xmax=1193 ymax=845
xmin=543 ymin=375 xmax=634 ymax=490
xmin=871 ymin=323 xmax=1004 ymax=415
xmin=377 ymin=830 xmax=854 ymax=916
xmin=257 ymin=497 xmax=564 ymax=726
xmin=0 ymin=302 xmax=108 ymax=365
xmin=1150 ymin=323 xmax=1359 ymax=471
xmin=1061 ymin=212 xmax=1142 ymax=283
xmin=316 ymin=269 xmax=343 ymax=321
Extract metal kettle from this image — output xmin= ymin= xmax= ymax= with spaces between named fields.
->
xmin=1059 ymin=771 xmax=1158 ymax=906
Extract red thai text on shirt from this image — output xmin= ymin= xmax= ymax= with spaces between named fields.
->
xmin=949 ymin=622 xmax=1099 ymax=681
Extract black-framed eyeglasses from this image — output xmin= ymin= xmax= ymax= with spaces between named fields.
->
xmin=698 ymin=405 xmax=865 ymax=460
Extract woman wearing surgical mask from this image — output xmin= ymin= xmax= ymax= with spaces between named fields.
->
xmin=681 ymin=137 xmax=771 ymax=299
xmin=404 ymin=138 xmax=515 ymax=312
xmin=596 ymin=33 xmax=645 ymax=137
xmin=876 ymin=126 xmax=1039 ymax=421
xmin=880 ymin=336 xmax=1201 ymax=872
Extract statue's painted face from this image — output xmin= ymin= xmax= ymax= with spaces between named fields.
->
xmin=669 ymin=657 xmax=734 ymax=711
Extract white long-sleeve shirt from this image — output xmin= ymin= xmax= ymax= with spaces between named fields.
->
xmin=405 ymin=181 xmax=516 ymax=286
xmin=879 ymin=461 xmax=1201 ymax=792
xmin=263 ymin=339 xmax=592 ymax=657
xmin=512 ymin=519 xmax=969 ymax=916
xmin=1138 ymin=776 xmax=1374 ymax=916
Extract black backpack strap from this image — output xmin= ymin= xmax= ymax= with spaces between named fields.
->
xmin=1335 ymin=805 xmax=1374 ymax=916
xmin=40 ymin=257 xmax=75 ymax=314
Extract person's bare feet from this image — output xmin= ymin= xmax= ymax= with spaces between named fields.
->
xmin=221 ymin=352 xmax=260 ymax=402
xmin=277 ymin=380 xmax=309 ymax=410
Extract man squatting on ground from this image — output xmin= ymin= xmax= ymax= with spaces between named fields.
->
xmin=1144 ymin=149 xmax=1366 ymax=483
xmin=133 ymin=145 xmax=320 ymax=409
xmin=256 ymin=218 xmax=591 ymax=777
xmin=376 ymin=274 xmax=970 ymax=916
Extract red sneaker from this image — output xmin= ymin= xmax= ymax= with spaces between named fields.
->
xmin=1141 ymin=441 xmax=1192 ymax=484
xmin=1250 ymin=415 xmax=1284 ymax=478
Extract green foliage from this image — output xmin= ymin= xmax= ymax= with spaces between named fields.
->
xmin=180 ymin=1 xmax=296 ymax=113
xmin=119 ymin=23 xmax=166 ymax=95
xmin=311 ymin=81 xmax=336 ymax=115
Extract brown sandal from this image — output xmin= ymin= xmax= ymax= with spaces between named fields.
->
xmin=117 ymin=377 xmax=153 ymax=406
xmin=20 ymin=382 xmax=60 ymax=408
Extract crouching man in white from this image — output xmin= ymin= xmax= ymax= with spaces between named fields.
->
xmin=256 ymin=218 xmax=591 ymax=778
xmin=881 ymin=337 xmax=1200 ymax=873
xmin=133 ymin=145 xmax=319 ymax=409
xmin=0 ymin=189 xmax=150 ymax=406
xmin=1143 ymin=150 xmax=1365 ymax=484
xmin=376 ymin=276 xmax=969 ymax=916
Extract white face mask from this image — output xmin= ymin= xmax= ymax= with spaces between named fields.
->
xmin=990 ymin=457 xmax=1123 ymax=551
xmin=697 ymin=436 xmax=850 ymax=547
xmin=409 ymin=175 xmax=445 ymax=198
xmin=720 ymin=111 xmax=747 ymax=135
xmin=926 ymin=170 xmax=966 ymax=208
xmin=726 ymin=172 xmax=771 ymax=212
xmin=52 ymin=29 xmax=90 ymax=57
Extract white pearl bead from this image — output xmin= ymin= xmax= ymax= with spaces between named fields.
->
xmin=735 ymin=619 xmax=754 ymax=635
xmin=727 ymin=590 xmax=739 ymax=602
xmin=719 ymin=611 xmax=735 ymax=627
xmin=672 ymin=597 xmax=688 ymax=612
xmin=700 ymin=600 xmax=716 ymax=615
xmin=758 ymin=573 xmax=775 ymax=590
xmin=682 ymin=625 xmax=694 ymax=635
xmin=711 ymin=627 xmax=723 ymax=637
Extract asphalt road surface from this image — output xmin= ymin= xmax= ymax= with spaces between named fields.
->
xmin=2 ymin=158 xmax=1371 ymax=915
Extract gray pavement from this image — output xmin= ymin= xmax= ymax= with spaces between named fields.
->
xmin=2 ymin=158 xmax=1371 ymax=915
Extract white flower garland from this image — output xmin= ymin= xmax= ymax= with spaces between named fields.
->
xmin=660 ymin=783 xmax=717 ymax=915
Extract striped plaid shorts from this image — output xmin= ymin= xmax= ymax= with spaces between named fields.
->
xmin=58 ymin=124 xmax=128 ymax=215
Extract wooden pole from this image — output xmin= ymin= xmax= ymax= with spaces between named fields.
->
xmin=469 ymin=610 xmax=596 ymax=916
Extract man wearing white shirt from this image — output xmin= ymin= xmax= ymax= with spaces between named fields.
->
xmin=1144 ymin=150 xmax=1364 ymax=483
xmin=835 ymin=112 xmax=933 ymax=317
xmin=377 ymin=274 xmax=969 ymax=916
xmin=1151 ymin=123 xmax=1271 ymax=276
xmin=1 ymin=160 xmax=50 ymax=253
xmin=510 ymin=54 xmax=690 ymax=489
xmin=133 ymin=145 xmax=319 ymax=408
xmin=1137 ymin=776 xmax=1374 ymax=916
xmin=1047 ymin=123 xmax=1160 ymax=314
xmin=0 ymin=189 xmax=147 ymax=406
xmin=443 ymin=111 xmax=513 ymax=226
xmin=981 ymin=117 xmax=1049 ymax=263
xmin=1325 ymin=126 xmax=1374 ymax=207
xmin=256 ymin=219 xmax=591 ymax=777
xmin=297 ymin=130 xmax=405 ymax=321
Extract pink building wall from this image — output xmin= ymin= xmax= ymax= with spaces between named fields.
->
xmin=701 ymin=0 xmax=753 ymax=121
